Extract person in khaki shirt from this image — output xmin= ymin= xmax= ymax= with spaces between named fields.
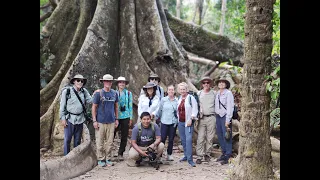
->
xmin=196 ymin=76 xmax=216 ymax=164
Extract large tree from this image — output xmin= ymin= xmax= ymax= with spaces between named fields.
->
xmin=230 ymin=0 xmax=274 ymax=179
xmin=40 ymin=0 xmax=243 ymax=154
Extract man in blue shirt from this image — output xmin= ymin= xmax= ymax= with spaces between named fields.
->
xmin=92 ymin=74 xmax=119 ymax=167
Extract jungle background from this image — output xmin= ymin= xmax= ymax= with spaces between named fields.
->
xmin=40 ymin=0 xmax=280 ymax=179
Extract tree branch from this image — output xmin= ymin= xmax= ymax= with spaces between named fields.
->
xmin=40 ymin=11 xmax=52 ymax=22
xmin=40 ymin=3 xmax=51 ymax=9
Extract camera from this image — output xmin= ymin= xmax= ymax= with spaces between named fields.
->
xmin=146 ymin=147 xmax=160 ymax=170
xmin=120 ymin=106 xmax=126 ymax=112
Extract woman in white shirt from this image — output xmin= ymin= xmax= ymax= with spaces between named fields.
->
xmin=137 ymin=82 xmax=160 ymax=124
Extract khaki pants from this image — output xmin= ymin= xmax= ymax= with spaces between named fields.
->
xmin=95 ymin=122 xmax=115 ymax=161
xmin=126 ymin=142 xmax=165 ymax=167
xmin=196 ymin=115 xmax=216 ymax=157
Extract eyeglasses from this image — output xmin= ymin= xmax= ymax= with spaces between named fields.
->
xmin=76 ymin=79 xmax=84 ymax=83
xmin=103 ymin=80 xmax=112 ymax=83
xmin=202 ymin=81 xmax=210 ymax=84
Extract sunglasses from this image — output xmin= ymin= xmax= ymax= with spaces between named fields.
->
xmin=202 ymin=81 xmax=210 ymax=84
xmin=150 ymin=78 xmax=158 ymax=81
xmin=76 ymin=79 xmax=84 ymax=83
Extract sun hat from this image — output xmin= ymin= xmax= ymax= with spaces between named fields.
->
xmin=148 ymin=73 xmax=160 ymax=82
xmin=70 ymin=74 xmax=87 ymax=86
xmin=216 ymin=78 xmax=231 ymax=89
xmin=199 ymin=76 xmax=212 ymax=84
xmin=115 ymin=76 xmax=129 ymax=85
xmin=143 ymin=82 xmax=157 ymax=89
xmin=99 ymin=74 xmax=114 ymax=83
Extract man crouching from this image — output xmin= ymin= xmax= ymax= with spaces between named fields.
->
xmin=126 ymin=112 xmax=164 ymax=167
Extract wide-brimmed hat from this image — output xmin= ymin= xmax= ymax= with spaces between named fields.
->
xmin=199 ymin=76 xmax=212 ymax=84
xmin=99 ymin=74 xmax=114 ymax=82
xmin=115 ymin=76 xmax=129 ymax=85
xmin=148 ymin=73 xmax=161 ymax=82
xmin=216 ymin=78 xmax=230 ymax=89
xmin=143 ymin=82 xmax=157 ymax=89
xmin=70 ymin=74 xmax=87 ymax=86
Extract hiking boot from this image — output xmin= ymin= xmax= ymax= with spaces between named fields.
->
xmin=118 ymin=155 xmax=124 ymax=161
xmin=167 ymin=155 xmax=174 ymax=161
xmin=220 ymin=159 xmax=229 ymax=165
xmin=179 ymin=156 xmax=187 ymax=162
xmin=188 ymin=161 xmax=196 ymax=167
xmin=216 ymin=155 xmax=226 ymax=162
xmin=135 ymin=158 xmax=142 ymax=167
xmin=105 ymin=160 xmax=114 ymax=167
xmin=204 ymin=155 xmax=211 ymax=162
xmin=196 ymin=158 xmax=202 ymax=164
xmin=98 ymin=160 xmax=106 ymax=167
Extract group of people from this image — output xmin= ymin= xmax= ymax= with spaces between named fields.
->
xmin=59 ymin=72 xmax=235 ymax=168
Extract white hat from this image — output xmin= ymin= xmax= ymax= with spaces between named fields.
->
xmin=99 ymin=74 xmax=114 ymax=82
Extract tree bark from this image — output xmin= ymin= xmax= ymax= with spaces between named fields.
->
xmin=41 ymin=0 xmax=192 ymax=152
xmin=40 ymin=0 xmax=95 ymax=117
xmin=165 ymin=10 xmax=243 ymax=65
xmin=231 ymin=0 xmax=274 ymax=179
xmin=219 ymin=0 xmax=227 ymax=35
xmin=176 ymin=0 xmax=181 ymax=19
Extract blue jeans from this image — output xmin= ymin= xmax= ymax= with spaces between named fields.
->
xmin=161 ymin=123 xmax=175 ymax=155
xmin=64 ymin=122 xmax=83 ymax=156
xmin=178 ymin=121 xmax=194 ymax=163
xmin=216 ymin=115 xmax=232 ymax=157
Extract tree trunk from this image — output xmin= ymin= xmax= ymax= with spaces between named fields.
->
xmin=231 ymin=0 xmax=274 ymax=179
xmin=219 ymin=0 xmax=227 ymax=35
xmin=40 ymin=0 xmax=193 ymax=153
xmin=176 ymin=0 xmax=181 ymax=19
xmin=192 ymin=0 xmax=204 ymax=25
xmin=165 ymin=10 xmax=243 ymax=65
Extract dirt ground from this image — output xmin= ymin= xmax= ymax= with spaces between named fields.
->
xmin=41 ymin=135 xmax=232 ymax=180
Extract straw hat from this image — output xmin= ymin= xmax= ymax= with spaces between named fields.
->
xmin=148 ymin=73 xmax=160 ymax=82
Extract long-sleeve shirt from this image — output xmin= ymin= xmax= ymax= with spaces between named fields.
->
xmin=138 ymin=94 xmax=160 ymax=117
xmin=177 ymin=94 xmax=198 ymax=127
xmin=215 ymin=89 xmax=234 ymax=122
xmin=116 ymin=88 xmax=133 ymax=120
xmin=59 ymin=86 xmax=92 ymax=125
xmin=153 ymin=96 xmax=178 ymax=125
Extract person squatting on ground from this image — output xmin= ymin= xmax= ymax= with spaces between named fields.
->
xmin=92 ymin=74 xmax=119 ymax=167
xmin=214 ymin=78 xmax=234 ymax=165
xmin=137 ymin=82 xmax=160 ymax=124
xmin=113 ymin=76 xmax=133 ymax=161
xmin=195 ymin=76 xmax=216 ymax=164
xmin=177 ymin=82 xmax=198 ymax=167
xmin=126 ymin=112 xmax=164 ymax=167
xmin=60 ymin=74 xmax=92 ymax=156
xmin=152 ymin=85 xmax=178 ymax=161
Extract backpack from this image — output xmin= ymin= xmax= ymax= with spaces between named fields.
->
xmin=63 ymin=86 xmax=88 ymax=114
xmin=137 ymin=122 xmax=155 ymax=145
xmin=218 ymin=96 xmax=239 ymax=120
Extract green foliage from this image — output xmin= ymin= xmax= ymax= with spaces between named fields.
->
xmin=265 ymin=65 xmax=280 ymax=101
xmin=272 ymin=0 xmax=280 ymax=55
xmin=270 ymin=107 xmax=280 ymax=130
xmin=40 ymin=0 xmax=49 ymax=32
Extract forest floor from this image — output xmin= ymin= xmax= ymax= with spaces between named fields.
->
xmin=41 ymin=135 xmax=280 ymax=180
